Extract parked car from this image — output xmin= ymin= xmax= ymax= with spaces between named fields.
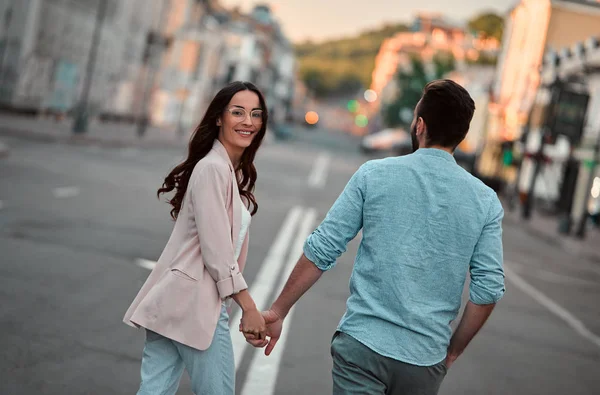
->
xmin=360 ymin=128 xmax=408 ymax=153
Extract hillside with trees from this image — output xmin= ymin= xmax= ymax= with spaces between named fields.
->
xmin=294 ymin=23 xmax=409 ymax=98
xmin=294 ymin=12 xmax=504 ymax=98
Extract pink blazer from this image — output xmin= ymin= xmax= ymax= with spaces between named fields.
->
xmin=123 ymin=139 xmax=249 ymax=350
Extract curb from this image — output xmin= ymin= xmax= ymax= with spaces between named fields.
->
xmin=503 ymin=211 xmax=600 ymax=264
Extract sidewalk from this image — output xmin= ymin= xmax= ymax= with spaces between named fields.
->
xmin=0 ymin=113 xmax=191 ymax=150
xmin=0 ymin=113 xmax=278 ymax=152
xmin=502 ymin=199 xmax=600 ymax=264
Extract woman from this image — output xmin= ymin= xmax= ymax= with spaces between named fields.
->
xmin=123 ymin=81 xmax=268 ymax=394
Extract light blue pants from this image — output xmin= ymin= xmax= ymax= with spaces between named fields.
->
xmin=137 ymin=305 xmax=234 ymax=395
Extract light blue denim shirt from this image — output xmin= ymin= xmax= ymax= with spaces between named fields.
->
xmin=304 ymin=148 xmax=505 ymax=366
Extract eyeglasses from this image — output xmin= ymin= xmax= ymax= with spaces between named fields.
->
xmin=226 ymin=107 xmax=263 ymax=125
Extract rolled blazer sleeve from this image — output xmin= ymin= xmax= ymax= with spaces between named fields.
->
xmin=191 ymin=163 xmax=247 ymax=299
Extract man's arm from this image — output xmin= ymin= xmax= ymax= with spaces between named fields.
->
xmin=446 ymin=301 xmax=495 ymax=367
xmin=447 ymin=194 xmax=505 ymax=367
xmin=252 ymin=163 xmax=369 ymax=355
xmin=271 ymin=254 xmax=324 ymax=319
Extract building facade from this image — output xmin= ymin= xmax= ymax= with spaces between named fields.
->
xmin=0 ymin=0 xmax=163 ymax=115
xmin=515 ymin=36 xmax=600 ymax=230
xmin=480 ymin=0 xmax=600 ymax=179
xmin=151 ymin=3 xmax=296 ymax=131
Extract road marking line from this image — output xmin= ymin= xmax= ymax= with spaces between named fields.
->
xmin=241 ymin=208 xmax=318 ymax=395
xmin=505 ymin=262 xmax=600 ymax=348
xmin=232 ymin=206 xmax=304 ymax=370
xmin=52 ymin=186 xmax=80 ymax=198
xmin=509 ymin=263 xmax=598 ymax=287
xmin=307 ymin=153 xmax=330 ymax=189
xmin=135 ymin=258 xmax=157 ymax=270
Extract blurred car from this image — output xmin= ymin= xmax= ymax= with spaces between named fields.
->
xmin=360 ymin=128 xmax=408 ymax=153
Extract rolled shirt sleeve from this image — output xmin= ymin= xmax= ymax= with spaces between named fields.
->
xmin=469 ymin=193 xmax=505 ymax=305
xmin=304 ymin=163 xmax=368 ymax=271
xmin=192 ymin=163 xmax=247 ymax=299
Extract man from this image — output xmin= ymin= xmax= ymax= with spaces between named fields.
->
xmin=247 ymin=79 xmax=505 ymax=394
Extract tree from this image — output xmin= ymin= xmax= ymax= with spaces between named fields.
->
xmin=383 ymin=53 xmax=456 ymax=128
xmin=295 ymin=23 xmax=409 ymax=98
xmin=468 ymin=12 xmax=504 ymax=42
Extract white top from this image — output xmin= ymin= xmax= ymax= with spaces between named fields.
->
xmin=235 ymin=198 xmax=251 ymax=260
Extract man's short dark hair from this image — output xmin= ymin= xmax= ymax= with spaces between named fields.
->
xmin=417 ymin=79 xmax=475 ymax=149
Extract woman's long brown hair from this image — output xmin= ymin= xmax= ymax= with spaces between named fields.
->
xmin=157 ymin=81 xmax=268 ymax=220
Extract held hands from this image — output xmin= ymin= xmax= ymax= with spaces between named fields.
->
xmin=240 ymin=309 xmax=283 ymax=356
xmin=239 ymin=307 xmax=267 ymax=343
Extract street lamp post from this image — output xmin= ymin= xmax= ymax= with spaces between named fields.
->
xmin=72 ymin=0 xmax=108 ymax=134
xmin=136 ymin=0 xmax=170 ymax=138
xmin=0 ymin=1 xmax=15 ymax=103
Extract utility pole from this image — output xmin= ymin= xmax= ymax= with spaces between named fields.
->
xmin=574 ymin=131 xmax=600 ymax=238
xmin=72 ymin=0 xmax=108 ymax=134
xmin=0 ymin=2 xmax=14 ymax=102
xmin=136 ymin=0 xmax=170 ymax=138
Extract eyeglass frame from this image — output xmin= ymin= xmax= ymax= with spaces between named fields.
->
xmin=225 ymin=106 xmax=264 ymax=125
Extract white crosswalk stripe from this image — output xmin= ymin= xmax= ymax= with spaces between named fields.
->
xmin=307 ymin=153 xmax=331 ymax=189
xmin=231 ymin=206 xmax=304 ymax=369
xmin=52 ymin=186 xmax=80 ymax=198
xmin=240 ymin=208 xmax=318 ymax=395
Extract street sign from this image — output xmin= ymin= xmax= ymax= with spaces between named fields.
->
xmin=548 ymin=89 xmax=589 ymax=145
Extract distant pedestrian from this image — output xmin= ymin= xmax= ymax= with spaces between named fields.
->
xmin=124 ymin=81 xmax=268 ymax=395
xmin=247 ymin=79 xmax=505 ymax=395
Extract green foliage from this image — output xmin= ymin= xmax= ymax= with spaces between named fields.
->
xmin=295 ymin=23 xmax=409 ymax=98
xmin=467 ymin=52 xmax=498 ymax=66
xmin=383 ymin=52 xmax=456 ymax=128
xmin=467 ymin=12 xmax=504 ymax=42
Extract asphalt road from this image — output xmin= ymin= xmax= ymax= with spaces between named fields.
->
xmin=1 ymin=129 xmax=599 ymax=395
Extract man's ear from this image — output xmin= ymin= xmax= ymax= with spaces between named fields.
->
xmin=417 ymin=117 xmax=426 ymax=136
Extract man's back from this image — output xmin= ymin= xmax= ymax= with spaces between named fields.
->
xmin=304 ymin=148 xmax=505 ymax=366
xmin=266 ymin=80 xmax=504 ymax=395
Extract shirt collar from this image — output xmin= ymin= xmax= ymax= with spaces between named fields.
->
xmin=412 ymin=148 xmax=456 ymax=163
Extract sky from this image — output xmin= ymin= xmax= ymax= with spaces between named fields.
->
xmin=221 ymin=0 xmax=517 ymax=42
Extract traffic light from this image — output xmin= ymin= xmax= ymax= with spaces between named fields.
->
xmin=501 ymin=141 xmax=514 ymax=167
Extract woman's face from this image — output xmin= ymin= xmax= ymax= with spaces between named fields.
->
xmin=218 ymin=90 xmax=263 ymax=157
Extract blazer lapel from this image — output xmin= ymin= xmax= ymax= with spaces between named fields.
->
xmin=230 ymin=170 xmax=241 ymax=252
xmin=211 ymin=139 xmax=241 ymax=251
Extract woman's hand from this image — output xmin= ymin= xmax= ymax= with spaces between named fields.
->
xmin=232 ymin=290 xmax=266 ymax=341
xmin=240 ymin=307 xmax=266 ymax=341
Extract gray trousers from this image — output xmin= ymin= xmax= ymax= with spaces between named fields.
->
xmin=331 ymin=332 xmax=447 ymax=395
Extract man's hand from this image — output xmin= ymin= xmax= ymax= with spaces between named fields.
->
xmin=444 ymin=352 xmax=458 ymax=369
xmin=242 ymin=309 xmax=284 ymax=355
xmin=445 ymin=301 xmax=496 ymax=371
xmin=261 ymin=309 xmax=283 ymax=356
xmin=242 ymin=254 xmax=324 ymax=354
